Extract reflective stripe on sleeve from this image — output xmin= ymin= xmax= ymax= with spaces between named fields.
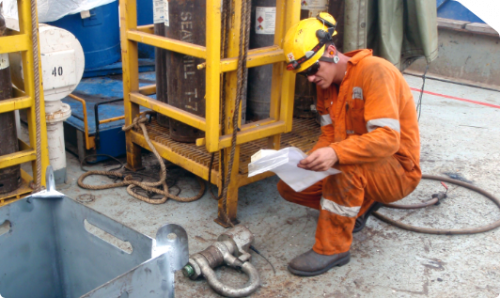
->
xmin=320 ymin=197 xmax=361 ymax=218
xmin=366 ymin=118 xmax=400 ymax=133
xmin=320 ymin=114 xmax=332 ymax=126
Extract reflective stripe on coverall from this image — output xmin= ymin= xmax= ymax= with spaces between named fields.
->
xmin=277 ymin=49 xmax=422 ymax=255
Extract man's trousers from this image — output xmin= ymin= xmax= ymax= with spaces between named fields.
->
xmin=277 ymin=156 xmax=421 ymax=255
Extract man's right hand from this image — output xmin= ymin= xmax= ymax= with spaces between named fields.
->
xmin=298 ymin=147 xmax=338 ymax=172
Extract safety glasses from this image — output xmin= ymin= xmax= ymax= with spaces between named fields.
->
xmin=299 ymin=61 xmax=320 ymax=77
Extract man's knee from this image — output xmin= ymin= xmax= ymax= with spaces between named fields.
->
xmin=277 ymin=179 xmax=323 ymax=210
xmin=323 ymin=164 xmax=365 ymax=206
xmin=277 ymin=179 xmax=294 ymax=202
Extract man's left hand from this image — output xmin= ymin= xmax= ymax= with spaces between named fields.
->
xmin=298 ymin=147 xmax=338 ymax=172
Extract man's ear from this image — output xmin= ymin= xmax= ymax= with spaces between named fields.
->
xmin=325 ymin=44 xmax=336 ymax=57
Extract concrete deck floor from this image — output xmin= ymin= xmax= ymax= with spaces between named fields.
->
xmin=25 ymin=75 xmax=500 ymax=297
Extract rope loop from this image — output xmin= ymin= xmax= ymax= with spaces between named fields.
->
xmin=78 ymin=114 xmax=205 ymax=204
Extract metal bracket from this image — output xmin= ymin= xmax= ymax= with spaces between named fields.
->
xmin=83 ymin=223 xmax=189 ymax=298
xmin=31 ymin=166 xmax=64 ymax=199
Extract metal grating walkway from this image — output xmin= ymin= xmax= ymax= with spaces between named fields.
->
xmin=144 ymin=118 xmax=321 ymax=175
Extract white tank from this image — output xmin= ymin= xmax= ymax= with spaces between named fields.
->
xmin=9 ymin=23 xmax=85 ymax=184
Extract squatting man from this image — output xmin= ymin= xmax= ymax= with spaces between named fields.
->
xmin=277 ymin=13 xmax=421 ymax=276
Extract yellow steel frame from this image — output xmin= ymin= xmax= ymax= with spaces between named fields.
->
xmin=0 ymin=0 xmax=50 ymax=203
xmin=120 ymin=0 xmax=300 ymax=225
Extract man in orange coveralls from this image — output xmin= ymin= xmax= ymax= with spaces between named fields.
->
xmin=278 ymin=12 xmax=422 ymax=276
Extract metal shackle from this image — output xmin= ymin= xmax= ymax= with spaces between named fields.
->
xmin=183 ymin=226 xmax=261 ymax=297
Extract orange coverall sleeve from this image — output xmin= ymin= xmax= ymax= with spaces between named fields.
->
xmin=330 ymin=62 xmax=402 ymax=164
xmin=311 ymin=86 xmax=336 ymax=153
xmin=311 ymin=128 xmax=335 ymax=152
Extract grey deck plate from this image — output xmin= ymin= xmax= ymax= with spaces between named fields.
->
xmin=19 ymin=75 xmax=500 ymax=298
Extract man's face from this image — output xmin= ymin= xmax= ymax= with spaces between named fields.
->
xmin=305 ymin=60 xmax=335 ymax=89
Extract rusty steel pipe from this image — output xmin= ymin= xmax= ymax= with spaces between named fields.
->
xmin=0 ymin=11 xmax=21 ymax=194
xmin=165 ymin=0 xmax=206 ymax=142
xmin=153 ymin=3 xmax=169 ymax=128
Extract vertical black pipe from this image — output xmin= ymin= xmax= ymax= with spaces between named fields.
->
xmin=293 ymin=1 xmax=332 ymax=119
xmin=247 ymin=0 xmax=276 ymax=121
xmin=328 ymin=0 xmax=345 ymax=52
xmin=0 ymin=10 xmax=21 ymax=194
xmin=165 ymin=0 xmax=206 ymax=143
xmin=296 ymin=1 xmax=346 ymax=119
xmin=153 ymin=0 xmax=169 ymax=127
xmin=247 ymin=1 xmax=334 ymax=121
xmin=292 ymin=5 xmax=318 ymax=120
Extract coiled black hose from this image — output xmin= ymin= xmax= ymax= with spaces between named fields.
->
xmin=374 ymin=174 xmax=500 ymax=235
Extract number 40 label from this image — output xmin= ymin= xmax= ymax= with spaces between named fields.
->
xmin=52 ymin=66 xmax=64 ymax=77
xmin=41 ymin=50 xmax=78 ymax=90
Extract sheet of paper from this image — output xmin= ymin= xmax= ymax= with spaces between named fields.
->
xmin=248 ymin=147 xmax=340 ymax=192
xmin=454 ymin=0 xmax=500 ymax=35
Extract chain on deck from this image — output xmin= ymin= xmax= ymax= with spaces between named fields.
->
xmin=144 ymin=118 xmax=321 ymax=175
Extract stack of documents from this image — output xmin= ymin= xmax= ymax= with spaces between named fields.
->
xmin=248 ymin=147 xmax=340 ymax=192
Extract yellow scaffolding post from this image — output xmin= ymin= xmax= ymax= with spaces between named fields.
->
xmin=0 ymin=0 xmax=49 ymax=206
xmin=120 ymin=0 xmax=317 ymax=226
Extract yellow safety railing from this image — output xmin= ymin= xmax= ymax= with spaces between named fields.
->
xmin=0 ymin=0 xmax=49 ymax=203
xmin=119 ymin=0 xmax=301 ymax=225
xmin=120 ymin=0 xmax=300 ymax=154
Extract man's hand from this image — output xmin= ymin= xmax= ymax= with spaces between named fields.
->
xmin=298 ymin=147 xmax=338 ymax=171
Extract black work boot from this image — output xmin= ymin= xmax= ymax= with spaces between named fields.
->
xmin=353 ymin=202 xmax=383 ymax=233
xmin=288 ymin=249 xmax=350 ymax=276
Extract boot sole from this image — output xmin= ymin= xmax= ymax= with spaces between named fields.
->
xmin=287 ymin=254 xmax=351 ymax=277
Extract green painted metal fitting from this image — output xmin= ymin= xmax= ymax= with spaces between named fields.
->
xmin=183 ymin=264 xmax=195 ymax=278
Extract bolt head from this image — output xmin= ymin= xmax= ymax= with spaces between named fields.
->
xmin=182 ymin=264 xmax=195 ymax=278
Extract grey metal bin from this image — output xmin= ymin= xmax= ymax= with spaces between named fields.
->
xmin=0 ymin=167 xmax=188 ymax=298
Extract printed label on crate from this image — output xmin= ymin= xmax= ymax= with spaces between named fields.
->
xmin=301 ymin=0 xmax=328 ymax=10
xmin=255 ymin=7 xmax=276 ymax=35
xmin=153 ymin=0 xmax=165 ymax=24
xmin=164 ymin=0 xmax=169 ymax=27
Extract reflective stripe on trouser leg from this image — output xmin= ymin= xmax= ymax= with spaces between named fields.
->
xmin=313 ymin=165 xmax=365 ymax=255
xmin=320 ymin=197 xmax=360 ymax=217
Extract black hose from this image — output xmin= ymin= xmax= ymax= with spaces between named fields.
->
xmin=80 ymin=154 xmax=124 ymax=172
xmin=250 ymin=245 xmax=276 ymax=275
xmin=373 ymin=174 xmax=500 ymax=235
xmin=384 ymin=197 xmax=439 ymax=210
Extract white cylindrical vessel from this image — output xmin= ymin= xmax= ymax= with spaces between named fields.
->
xmin=9 ymin=23 xmax=85 ymax=184
xmin=46 ymin=103 xmax=72 ymax=184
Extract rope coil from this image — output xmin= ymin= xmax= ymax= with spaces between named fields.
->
xmin=78 ymin=112 xmax=205 ymax=204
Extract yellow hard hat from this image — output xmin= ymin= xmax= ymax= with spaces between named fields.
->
xmin=284 ymin=12 xmax=338 ymax=73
